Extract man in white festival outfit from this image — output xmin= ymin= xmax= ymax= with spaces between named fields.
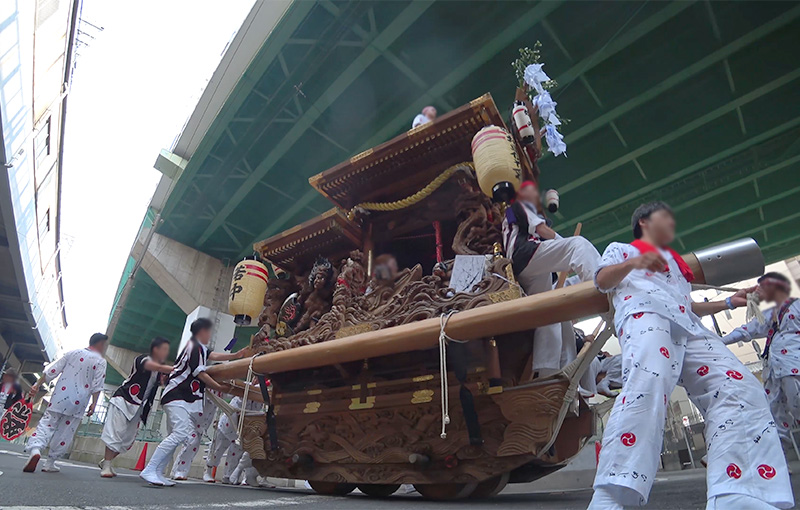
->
xmin=588 ymin=202 xmax=793 ymax=510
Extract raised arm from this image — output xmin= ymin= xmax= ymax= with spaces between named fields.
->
xmin=208 ymin=346 xmax=251 ymax=362
xmin=691 ymin=286 xmax=756 ymax=317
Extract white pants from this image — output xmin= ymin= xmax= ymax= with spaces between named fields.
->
xmin=26 ymin=410 xmax=82 ymax=459
xmin=517 ymin=236 xmax=600 ymax=372
xmin=764 ymin=373 xmax=800 ymax=443
xmin=147 ymin=404 xmax=196 ymax=476
xmin=101 ymin=404 xmax=140 ymax=454
xmin=207 ymin=425 xmax=242 ymax=479
xmin=592 ymin=313 xmax=793 ymax=508
xmin=171 ymin=400 xmax=216 ymax=478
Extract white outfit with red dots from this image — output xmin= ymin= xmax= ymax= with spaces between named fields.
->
xmin=206 ymin=396 xmax=261 ymax=478
xmin=26 ymin=348 xmax=106 ymax=458
xmin=590 ymin=242 xmax=793 ymax=509
xmin=171 ymin=395 xmax=217 ymax=478
xmin=723 ymin=299 xmax=800 ymax=442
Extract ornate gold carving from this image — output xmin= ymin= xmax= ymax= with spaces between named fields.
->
xmin=470 ymin=94 xmax=489 ymax=108
xmin=488 ymin=287 xmax=523 ymax=303
xmin=307 ymin=389 xmax=322 ymax=395
xmin=350 ymin=148 xmax=373 ymax=163
xmin=349 ymin=396 xmax=376 ymax=410
xmin=412 ymin=375 xmax=434 ymax=383
xmin=411 ymin=390 xmax=434 ymax=404
xmin=336 ymin=323 xmax=373 ymax=339
xmin=304 ymin=402 xmax=321 ymax=414
xmin=243 ymin=379 xmax=589 ymax=486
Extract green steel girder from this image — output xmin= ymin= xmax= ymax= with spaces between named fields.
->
xmin=195 ymin=1 xmax=436 ymax=248
xmin=592 ymin=150 xmax=800 ymax=244
xmin=558 ymin=3 xmax=800 ymax=151
xmin=556 ymin=116 xmax=800 ymax=233
xmin=558 ymin=68 xmax=800 ymax=194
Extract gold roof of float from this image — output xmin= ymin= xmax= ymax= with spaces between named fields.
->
xmin=253 ymin=208 xmax=361 ymax=272
xmin=308 ymin=93 xmax=529 ymax=211
xmin=253 ymin=93 xmax=527 ymax=269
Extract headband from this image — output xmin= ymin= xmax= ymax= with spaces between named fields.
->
xmin=759 ymin=276 xmax=791 ymax=292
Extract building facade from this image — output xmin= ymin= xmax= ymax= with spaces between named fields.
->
xmin=0 ymin=0 xmax=79 ymax=382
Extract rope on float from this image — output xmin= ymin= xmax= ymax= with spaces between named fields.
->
xmin=438 ymin=310 xmax=468 ymax=439
xmin=348 ymin=162 xmax=474 ymax=219
xmin=691 ymin=283 xmax=766 ymax=324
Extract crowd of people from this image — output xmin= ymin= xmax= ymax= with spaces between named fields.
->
xmin=5 ymin=181 xmax=800 ymax=508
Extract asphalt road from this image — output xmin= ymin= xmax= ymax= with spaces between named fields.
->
xmin=0 ymin=444 xmax=797 ymax=510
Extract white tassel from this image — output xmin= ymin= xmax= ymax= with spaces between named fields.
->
xmin=533 ymin=90 xmax=560 ymax=126
xmin=542 ymin=124 xmax=567 ymax=157
xmin=523 ymin=63 xmax=551 ymax=94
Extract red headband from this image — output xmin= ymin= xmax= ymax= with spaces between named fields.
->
xmin=520 ymin=180 xmax=537 ymax=190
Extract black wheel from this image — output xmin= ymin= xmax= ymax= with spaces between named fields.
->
xmin=469 ymin=473 xmax=510 ymax=499
xmin=308 ymin=480 xmax=357 ymax=496
xmin=413 ymin=483 xmax=477 ymax=500
xmin=357 ymin=483 xmax=401 ymax=498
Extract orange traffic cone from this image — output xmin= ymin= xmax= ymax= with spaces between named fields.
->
xmin=212 ymin=466 xmax=217 ymax=480
xmin=135 ymin=443 xmax=149 ymax=471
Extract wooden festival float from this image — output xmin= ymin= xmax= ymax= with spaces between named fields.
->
xmin=208 ymin=91 xmax=765 ymax=500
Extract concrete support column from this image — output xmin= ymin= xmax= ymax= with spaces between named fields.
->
xmin=104 ymin=344 xmax=141 ymax=379
xmin=132 ymin=232 xmax=233 ymax=315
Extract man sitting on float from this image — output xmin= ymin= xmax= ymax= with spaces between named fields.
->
xmin=502 ymin=180 xmax=601 ymax=377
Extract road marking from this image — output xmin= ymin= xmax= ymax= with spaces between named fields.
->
xmin=4 ymin=499 xmax=325 ymax=510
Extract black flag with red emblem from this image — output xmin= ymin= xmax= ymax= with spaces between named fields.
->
xmin=1 ymin=398 xmax=33 ymax=441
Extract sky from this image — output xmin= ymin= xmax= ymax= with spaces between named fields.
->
xmin=59 ymin=0 xmax=255 ymax=350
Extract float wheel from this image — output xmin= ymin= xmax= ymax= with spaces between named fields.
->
xmin=413 ymin=482 xmax=477 ymax=500
xmin=469 ymin=472 xmax=510 ymax=499
xmin=357 ymin=483 xmax=401 ymax=498
xmin=308 ymin=481 xmax=356 ymax=496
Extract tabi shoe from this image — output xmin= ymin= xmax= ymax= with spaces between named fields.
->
xmin=221 ymin=476 xmax=232 ymax=484
xmin=154 ymin=455 xmax=175 ymax=487
xmin=203 ymin=465 xmax=216 ymax=483
xmin=140 ymin=448 xmax=169 ymax=486
xmin=229 ymin=466 xmax=243 ymax=485
xmin=100 ymin=460 xmax=116 ymax=478
xmin=172 ymin=475 xmax=188 ymax=481
xmin=41 ymin=460 xmax=61 ymax=473
xmin=23 ymin=449 xmax=41 ymax=472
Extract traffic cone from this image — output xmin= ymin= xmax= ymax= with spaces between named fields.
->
xmin=135 ymin=443 xmax=149 ymax=471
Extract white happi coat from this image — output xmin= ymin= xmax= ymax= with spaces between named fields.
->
xmin=723 ymin=298 xmax=800 ymax=438
xmin=590 ymin=242 xmax=793 ymax=509
xmin=44 ymin=348 xmax=106 ymax=417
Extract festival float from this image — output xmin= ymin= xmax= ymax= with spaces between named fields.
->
xmin=207 ymin=47 xmax=765 ymax=500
